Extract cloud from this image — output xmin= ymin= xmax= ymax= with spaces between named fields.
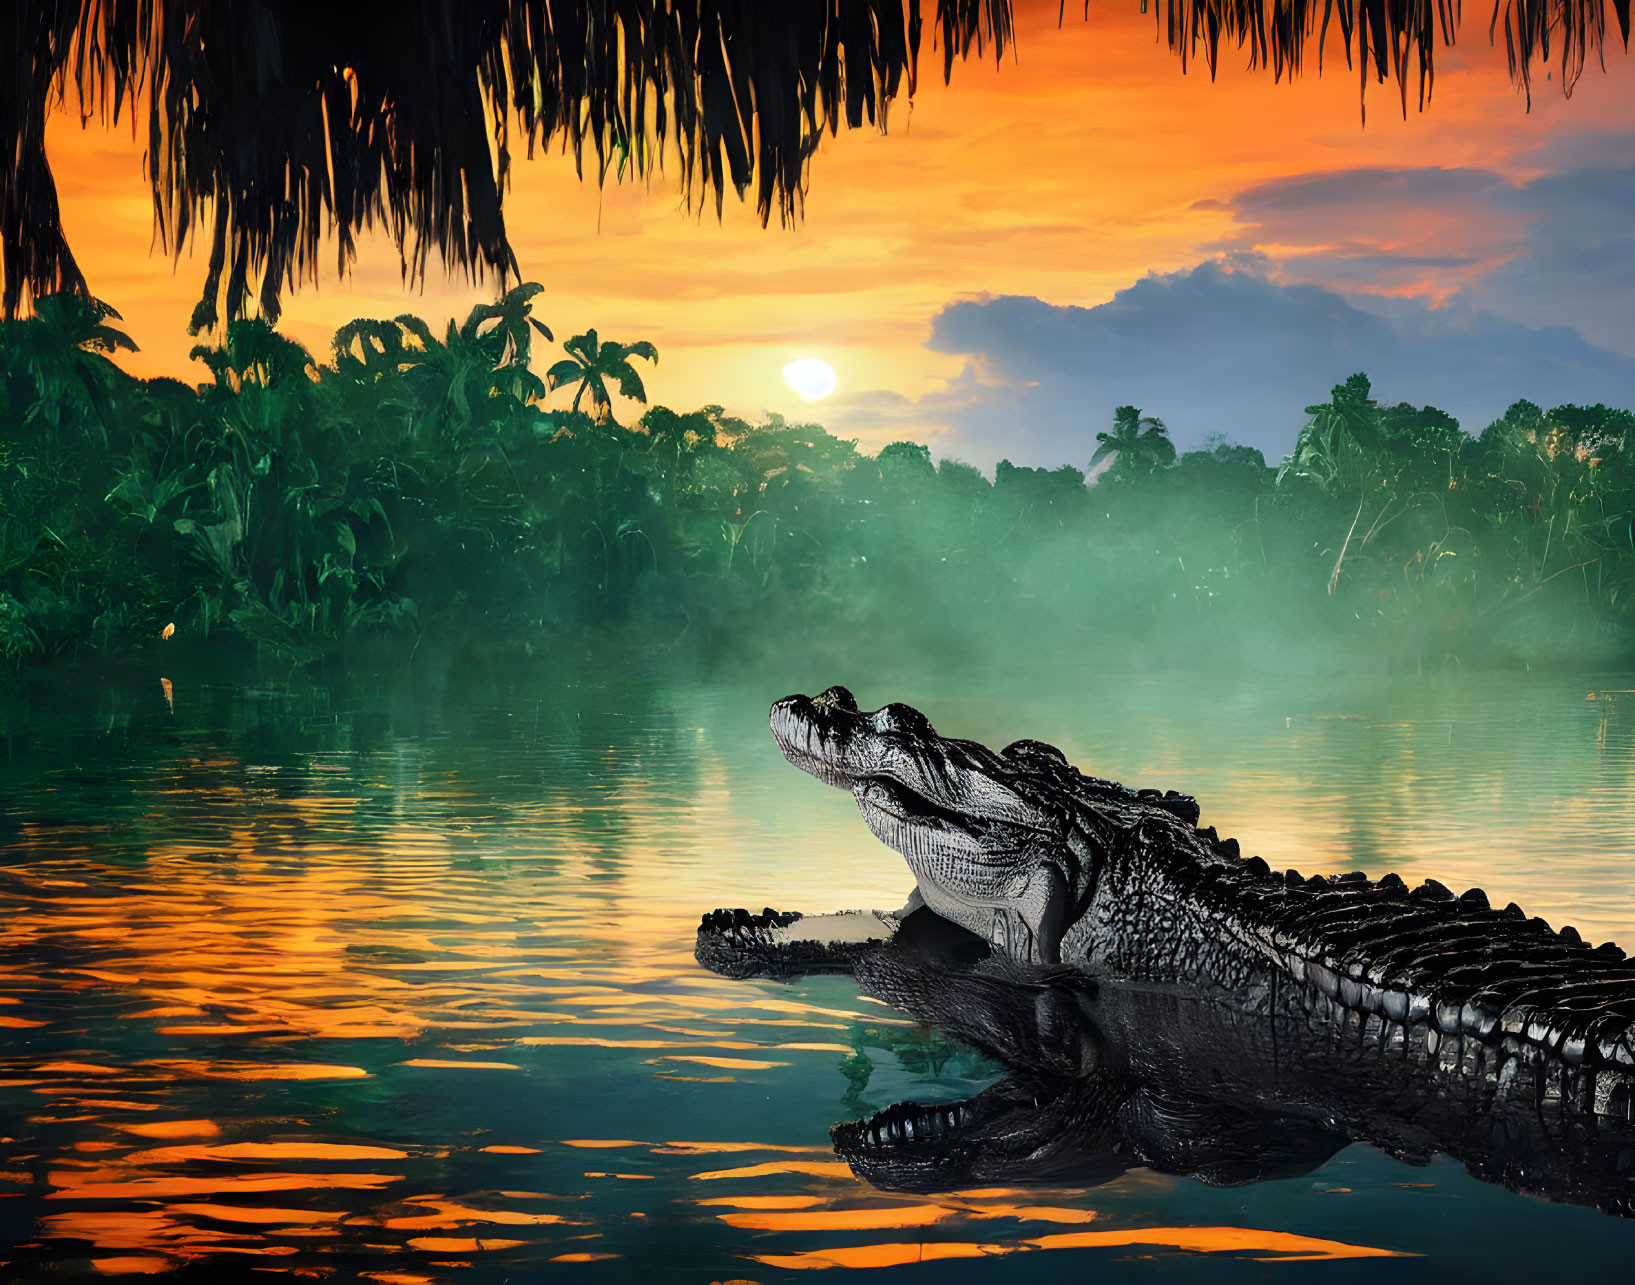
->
xmin=1204 ymin=146 xmax=1635 ymax=355
xmin=821 ymin=361 xmax=1021 ymax=455
xmin=832 ymin=259 xmax=1635 ymax=469
xmin=1476 ymin=160 xmax=1635 ymax=355
xmin=1220 ymin=166 xmax=1509 ymax=213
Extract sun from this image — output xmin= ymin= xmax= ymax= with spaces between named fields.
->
xmin=782 ymin=358 xmax=837 ymax=401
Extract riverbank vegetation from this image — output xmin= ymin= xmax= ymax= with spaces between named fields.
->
xmin=3 ymin=288 xmax=1634 ymax=675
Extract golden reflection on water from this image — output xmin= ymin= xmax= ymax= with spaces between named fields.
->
xmin=4 ymin=674 xmax=1635 ymax=1278
xmin=748 ymin=1225 xmax=1414 ymax=1271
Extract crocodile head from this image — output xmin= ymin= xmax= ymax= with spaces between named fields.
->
xmin=769 ymin=686 xmax=1199 ymax=964
xmin=834 ymin=1064 xmax=1348 ymax=1195
xmin=832 ymin=938 xmax=1346 ymax=1194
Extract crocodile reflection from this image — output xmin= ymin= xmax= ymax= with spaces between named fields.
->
xmin=696 ymin=689 xmax=1635 ymax=1216
xmin=712 ymin=904 xmax=1635 ymax=1215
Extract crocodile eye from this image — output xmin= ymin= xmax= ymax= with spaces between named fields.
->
xmin=869 ymin=703 xmax=934 ymax=737
xmin=1002 ymin=739 xmax=1067 ymax=765
xmin=812 ymin=685 xmax=859 ymax=714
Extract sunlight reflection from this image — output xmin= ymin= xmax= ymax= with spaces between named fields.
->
xmin=5 ymin=674 xmax=1633 ymax=1278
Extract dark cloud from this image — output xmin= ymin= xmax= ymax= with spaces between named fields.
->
xmin=1515 ymin=129 xmax=1635 ymax=174
xmin=1224 ymin=166 xmax=1508 ymax=212
xmin=1206 ymin=146 xmax=1635 ymax=356
xmin=856 ymin=260 xmax=1635 ymax=469
xmin=1476 ymin=161 xmax=1635 ymax=354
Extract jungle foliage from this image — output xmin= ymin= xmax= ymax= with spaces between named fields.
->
xmin=3 ymin=289 xmax=1634 ymax=673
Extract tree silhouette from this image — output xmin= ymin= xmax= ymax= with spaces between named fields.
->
xmin=1092 ymin=405 xmax=1177 ymax=478
xmin=546 ymin=330 xmax=658 ymax=425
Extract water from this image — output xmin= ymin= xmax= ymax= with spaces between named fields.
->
xmin=4 ymin=661 xmax=1635 ymax=1280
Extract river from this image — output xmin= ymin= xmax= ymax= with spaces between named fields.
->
xmin=3 ymin=659 xmax=1635 ymax=1280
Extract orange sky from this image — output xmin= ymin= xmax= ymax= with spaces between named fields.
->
xmin=44 ymin=2 xmax=1635 ymax=454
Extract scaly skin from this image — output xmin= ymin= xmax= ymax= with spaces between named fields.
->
xmin=696 ymin=687 xmax=1635 ymax=1215
xmin=823 ymin=924 xmax=1635 ymax=1214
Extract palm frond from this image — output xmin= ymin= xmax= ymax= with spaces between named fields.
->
xmin=609 ymin=362 xmax=649 ymax=404
xmin=618 ymin=339 xmax=660 ymax=365
xmin=0 ymin=0 xmax=1622 ymax=325
xmin=544 ymin=358 xmax=583 ymax=391
xmin=0 ymin=1 xmax=1013 ymax=325
xmin=1154 ymin=0 xmax=1629 ymax=118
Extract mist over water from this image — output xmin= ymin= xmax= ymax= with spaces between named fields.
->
xmin=4 ymin=657 xmax=1635 ymax=1279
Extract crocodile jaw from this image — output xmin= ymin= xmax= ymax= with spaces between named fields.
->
xmin=770 ymin=688 xmax=1048 ymax=829
xmin=770 ymin=688 xmax=1073 ymax=963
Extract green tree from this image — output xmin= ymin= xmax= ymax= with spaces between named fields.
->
xmin=1092 ymin=405 xmax=1177 ymax=479
xmin=1 ymin=293 xmax=136 ymax=448
xmin=1278 ymin=373 xmax=1381 ymax=495
xmin=878 ymin=440 xmax=936 ymax=493
xmin=638 ymin=404 xmax=721 ymax=551
xmin=1479 ymin=400 xmax=1546 ymax=451
xmin=395 ymin=291 xmax=549 ymax=449
xmin=546 ymin=330 xmax=658 ymax=425
xmin=1543 ymin=403 xmax=1635 ymax=463
xmin=1376 ymin=401 xmax=1467 ymax=491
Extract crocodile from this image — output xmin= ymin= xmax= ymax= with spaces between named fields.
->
xmin=695 ymin=686 xmax=1635 ymax=1215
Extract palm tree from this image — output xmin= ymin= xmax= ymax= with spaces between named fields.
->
xmin=1277 ymin=373 xmax=1381 ymax=495
xmin=546 ymin=330 xmax=658 ymax=425
xmin=3 ymin=3 xmax=1613 ymax=323
xmin=189 ymin=318 xmax=315 ymax=393
xmin=0 ymin=292 xmax=136 ymax=446
xmin=394 ymin=292 xmax=548 ymax=444
xmin=464 ymin=283 xmax=554 ymax=372
xmin=1092 ymin=405 xmax=1177 ymax=478
xmin=331 ymin=318 xmax=414 ymax=383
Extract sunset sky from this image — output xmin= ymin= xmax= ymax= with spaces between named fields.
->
xmin=45 ymin=1 xmax=1635 ymax=468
